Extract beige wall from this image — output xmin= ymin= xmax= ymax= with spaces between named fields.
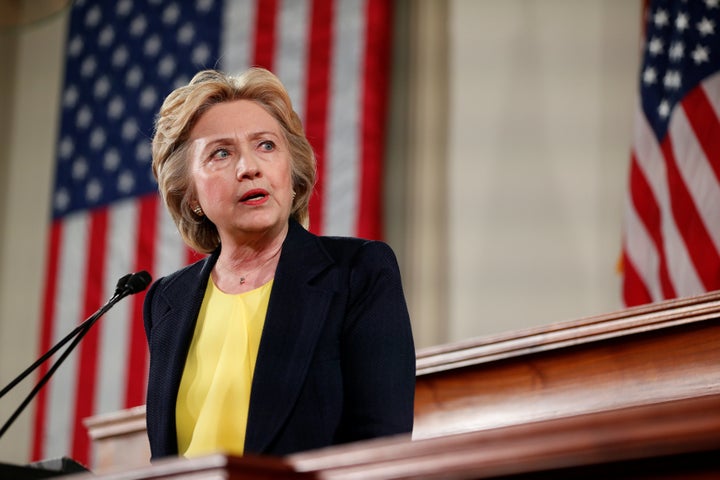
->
xmin=445 ymin=0 xmax=641 ymax=339
xmin=0 ymin=0 xmax=642 ymax=465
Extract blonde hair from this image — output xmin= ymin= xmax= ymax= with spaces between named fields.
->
xmin=152 ymin=68 xmax=316 ymax=253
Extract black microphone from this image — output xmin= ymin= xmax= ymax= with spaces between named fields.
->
xmin=113 ymin=273 xmax=133 ymax=296
xmin=0 ymin=271 xmax=152 ymax=440
xmin=123 ymin=270 xmax=152 ymax=295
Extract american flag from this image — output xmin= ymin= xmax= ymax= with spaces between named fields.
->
xmin=33 ymin=0 xmax=392 ymax=465
xmin=622 ymin=0 xmax=720 ymax=306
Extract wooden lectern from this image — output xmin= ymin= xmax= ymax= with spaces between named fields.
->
xmin=63 ymin=291 xmax=720 ymax=479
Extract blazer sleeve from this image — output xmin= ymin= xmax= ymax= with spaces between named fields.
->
xmin=335 ymin=240 xmax=416 ymax=442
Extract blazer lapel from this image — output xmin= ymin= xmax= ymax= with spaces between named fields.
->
xmin=244 ymin=221 xmax=336 ymax=453
xmin=151 ymin=252 xmax=217 ymax=453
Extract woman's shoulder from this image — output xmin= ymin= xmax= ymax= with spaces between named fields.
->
xmin=315 ymin=234 xmax=398 ymax=267
xmin=285 ymin=220 xmax=401 ymax=271
xmin=317 ymin=234 xmax=385 ymax=251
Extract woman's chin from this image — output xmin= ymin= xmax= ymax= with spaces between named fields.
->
xmin=226 ymin=219 xmax=287 ymax=240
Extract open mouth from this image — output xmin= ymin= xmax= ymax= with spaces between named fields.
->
xmin=240 ymin=189 xmax=268 ymax=202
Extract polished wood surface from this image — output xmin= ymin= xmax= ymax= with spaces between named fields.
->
xmin=74 ymin=291 xmax=720 ymax=479
xmin=413 ymin=290 xmax=720 ymax=439
xmin=83 ymin=406 xmax=149 ymax=472
xmin=289 ymin=393 xmax=720 ymax=479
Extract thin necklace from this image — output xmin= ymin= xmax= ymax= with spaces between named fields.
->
xmin=237 ymin=245 xmax=282 ymax=285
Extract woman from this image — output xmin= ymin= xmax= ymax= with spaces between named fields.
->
xmin=144 ymin=68 xmax=415 ymax=459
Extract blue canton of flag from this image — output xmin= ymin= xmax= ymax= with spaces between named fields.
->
xmin=623 ymin=0 xmax=720 ymax=306
xmin=53 ymin=0 xmax=221 ymax=217
xmin=640 ymin=0 xmax=720 ymax=139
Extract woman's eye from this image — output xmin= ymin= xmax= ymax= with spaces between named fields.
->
xmin=211 ymin=148 xmax=230 ymax=159
xmin=259 ymin=140 xmax=275 ymax=152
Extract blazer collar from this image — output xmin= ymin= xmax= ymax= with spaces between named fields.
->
xmin=149 ymin=248 xmax=216 ymax=456
xmin=244 ymin=220 xmax=336 ymax=453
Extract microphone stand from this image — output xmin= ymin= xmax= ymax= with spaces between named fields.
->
xmin=0 ymin=274 xmax=130 ymax=401
xmin=0 ymin=272 xmax=149 ymax=441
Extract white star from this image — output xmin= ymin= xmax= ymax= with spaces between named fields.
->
xmin=177 ymin=23 xmax=195 ymax=45
xmin=697 ymin=17 xmax=716 ymax=36
xmin=136 ymin=141 xmax=152 ymax=162
xmin=197 ymin=0 xmax=214 ymax=13
xmin=658 ymin=100 xmax=671 ymax=118
xmin=663 ymin=70 xmax=682 ymax=89
xmin=163 ymin=4 xmax=180 ymax=24
xmin=192 ymin=43 xmax=211 ymax=66
xmin=76 ymin=106 xmax=92 ymax=129
xmin=63 ymin=85 xmax=79 ymax=108
xmin=116 ymin=0 xmax=132 ymax=16
xmin=669 ymin=42 xmax=684 ymax=62
xmin=130 ymin=15 xmax=148 ymax=37
xmin=122 ymin=118 xmax=139 ymax=140
xmin=648 ymin=37 xmax=664 ymax=56
xmin=158 ymin=55 xmax=176 ymax=78
xmin=90 ymin=127 xmax=107 ymax=151
xmin=68 ymin=35 xmax=83 ymax=57
xmin=126 ymin=66 xmax=143 ymax=88
xmin=140 ymin=87 xmax=158 ymax=110
xmin=654 ymin=9 xmax=669 ymax=27
xmin=59 ymin=137 xmax=74 ymax=159
xmin=54 ymin=189 xmax=70 ymax=212
xmin=675 ymin=12 xmax=689 ymax=31
xmin=107 ymin=96 xmax=125 ymax=119
xmin=692 ymin=45 xmax=710 ymax=64
xmin=705 ymin=0 xmax=719 ymax=9
xmin=85 ymin=5 xmax=102 ymax=28
xmin=144 ymin=34 xmax=162 ymax=57
xmin=72 ymin=157 xmax=88 ymax=180
xmin=80 ymin=56 xmax=97 ymax=78
xmin=98 ymin=26 xmax=115 ymax=47
xmin=118 ymin=171 xmax=136 ymax=194
xmin=104 ymin=149 xmax=121 ymax=171
xmin=643 ymin=66 xmax=657 ymax=85
xmin=94 ymin=76 xmax=111 ymax=99
xmin=86 ymin=179 xmax=103 ymax=203
xmin=112 ymin=45 xmax=129 ymax=68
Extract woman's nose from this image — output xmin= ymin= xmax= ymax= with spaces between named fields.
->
xmin=236 ymin=155 xmax=260 ymax=180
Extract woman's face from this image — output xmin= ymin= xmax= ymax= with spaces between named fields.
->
xmin=188 ymin=99 xmax=294 ymax=243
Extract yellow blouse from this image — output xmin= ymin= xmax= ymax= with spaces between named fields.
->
xmin=175 ymin=278 xmax=272 ymax=457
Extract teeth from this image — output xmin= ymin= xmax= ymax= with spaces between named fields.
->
xmin=243 ymin=193 xmax=265 ymax=201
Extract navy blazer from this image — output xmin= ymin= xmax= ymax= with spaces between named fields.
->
xmin=143 ymin=220 xmax=415 ymax=459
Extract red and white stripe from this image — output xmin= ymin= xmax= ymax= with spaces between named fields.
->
xmin=622 ymin=72 xmax=720 ymax=306
xmin=34 ymin=198 xmax=187 ymax=464
xmin=223 ymin=0 xmax=390 ymax=238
